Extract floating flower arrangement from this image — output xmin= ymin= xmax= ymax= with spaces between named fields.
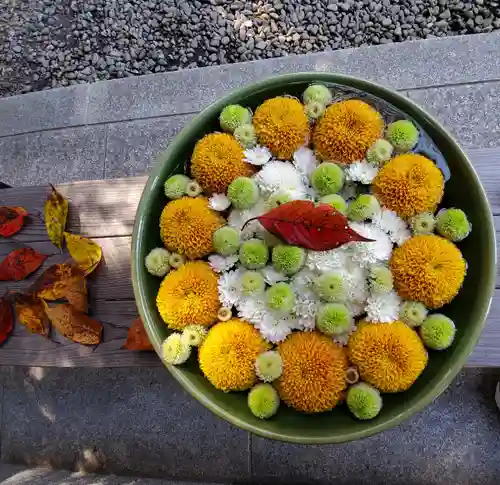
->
xmin=145 ymin=84 xmax=471 ymax=421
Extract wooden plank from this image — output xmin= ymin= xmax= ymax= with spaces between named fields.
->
xmin=467 ymin=147 xmax=500 ymax=215
xmin=0 ymin=177 xmax=146 ymax=243
xmin=0 ymin=300 xmax=161 ymax=367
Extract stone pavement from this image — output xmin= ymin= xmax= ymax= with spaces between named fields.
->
xmin=0 ymin=32 xmax=500 ymax=484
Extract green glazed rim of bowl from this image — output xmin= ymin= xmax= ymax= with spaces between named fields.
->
xmin=132 ymin=72 xmax=496 ymax=444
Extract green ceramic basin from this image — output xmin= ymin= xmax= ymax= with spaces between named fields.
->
xmin=131 ymin=73 xmax=496 ymax=444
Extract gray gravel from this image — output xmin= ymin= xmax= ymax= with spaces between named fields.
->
xmin=1 ymin=0 xmax=500 ymax=97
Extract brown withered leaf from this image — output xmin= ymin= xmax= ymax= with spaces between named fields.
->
xmin=64 ymin=232 xmax=102 ymax=276
xmin=124 ymin=317 xmax=153 ymax=351
xmin=45 ymin=185 xmax=68 ymax=249
xmin=44 ymin=303 xmax=102 ymax=345
xmin=14 ymin=294 xmax=49 ymax=337
xmin=31 ymin=263 xmax=88 ymax=313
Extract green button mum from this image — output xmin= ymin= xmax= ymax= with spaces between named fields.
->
xmin=436 ymin=208 xmax=471 ymax=242
xmin=347 ymin=382 xmax=382 ymax=420
xmin=272 ymin=244 xmax=306 ymax=276
xmin=311 ymin=162 xmax=345 ymax=196
xmin=419 ymin=314 xmax=456 ymax=350
xmin=266 ymin=282 xmax=295 ymax=312
xmin=227 ymin=177 xmax=260 ymax=210
xmin=219 ymin=104 xmax=252 ymax=133
xmin=239 ymin=239 xmax=269 ymax=269
xmin=248 ymin=383 xmax=280 ymax=419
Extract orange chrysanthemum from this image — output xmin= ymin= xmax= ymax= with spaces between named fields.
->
xmin=390 ymin=234 xmax=466 ymax=309
xmin=276 ymin=331 xmax=348 ymax=413
xmin=156 ymin=261 xmax=220 ymax=330
xmin=313 ymin=99 xmax=383 ymax=164
xmin=253 ymin=97 xmax=310 ymax=160
xmin=348 ymin=321 xmax=428 ymax=393
xmin=372 ymin=153 xmax=444 ymax=218
xmin=160 ymin=196 xmax=224 ymax=259
xmin=190 ymin=133 xmax=254 ymax=193
xmin=199 ymin=319 xmax=270 ymax=392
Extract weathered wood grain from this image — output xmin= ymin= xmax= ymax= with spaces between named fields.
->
xmin=0 ymin=177 xmax=146 ymax=243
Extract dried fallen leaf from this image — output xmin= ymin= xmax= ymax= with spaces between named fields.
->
xmin=64 ymin=232 xmax=102 ymax=275
xmin=31 ymin=263 xmax=87 ymax=313
xmin=0 ymin=297 xmax=14 ymax=345
xmin=45 ymin=185 xmax=68 ymax=249
xmin=124 ymin=317 xmax=153 ymax=351
xmin=0 ymin=248 xmax=47 ymax=281
xmin=14 ymin=294 xmax=49 ymax=337
xmin=0 ymin=206 xmax=28 ymax=237
xmin=44 ymin=303 xmax=102 ymax=345
xmin=244 ymin=200 xmax=373 ymax=251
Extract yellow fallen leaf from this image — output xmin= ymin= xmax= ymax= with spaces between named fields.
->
xmin=64 ymin=232 xmax=102 ymax=276
xmin=14 ymin=294 xmax=49 ymax=337
xmin=44 ymin=302 xmax=102 ymax=345
xmin=45 ymin=185 xmax=68 ymax=249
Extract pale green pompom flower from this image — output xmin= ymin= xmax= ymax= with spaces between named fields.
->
xmin=248 ymin=383 xmax=280 ymax=419
xmin=234 ymin=123 xmax=257 ymax=148
xmin=168 ymin=252 xmax=185 ymax=269
xmin=316 ymin=303 xmax=352 ymax=336
xmin=266 ymin=282 xmax=295 ymax=312
xmin=164 ymin=174 xmax=190 ymax=199
xmin=311 ymin=162 xmax=345 ymax=196
xmin=162 ymin=333 xmax=191 ymax=365
xmin=420 ymin=314 xmax=456 ymax=350
xmin=181 ymin=324 xmax=208 ymax=347
xmin=255 ymin=351 xmax=283 ymax=382
xmin=368 ymin=265 xmax=393 ymax=295
xmin=366 ymin=139 xmax=393 ymax=166
xmin=303 ymin=84 xmax=333 ymax=105
xmin=266 ymin=191 xmax=292 ymax=210
xmin=213 ymin=226 xmax=241 ymax=256
xmin=240 ymin=270 xmax=266 ymax=296
xmin=239 ymin=239 xmax=269 ymax=269
xmin=436 ymin=208 xmax=471 ymax=242
xmin=185 ymin=180 xmax=202 ymax=197
xmin=305 ymin=101 xmax=326 ymax=120
xmin=227 ymin=177 xmax=260 ymax=210
xmin=319 ymin=194 xmax=348 ymax=215
xmin=400 ymin=301 xmax=428 ymax=327
xmin=410 ymin=212 xmax=436 ymax=235
xmin=347 ymin=382 xmax=382 ymax=420
xmin=347 ymin=194 xmax=380 ymax=222
xmin=219 ymin=104 xmax=252 ymax=133
xmin=313 ymin=272 xmax=346 ymax=302
xmin=386 ymin=120 xmax=419 ymax=152
xmin=145 ymin=247 xmax=171 ymax=277
xmin=272 ymin=244 xmax=306 ymax=276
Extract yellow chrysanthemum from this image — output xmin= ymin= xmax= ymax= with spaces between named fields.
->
xmin=390 ymin=234 xmax=466 ymax=309
xmin=313 ymin=99 xmax=383 ymax=164
xmin=156 ymin=261 xmax=220 ymax=330
xmin=160 ymin=196 xmax=224 ymax=260
xmin=372 ymin=153 xmax=444 ymax=218
xmin=348 ymin=321 xmax=428 ymax=393
xmin=253 ymin=97 xmax=310 ymax=160
xmin=190 ymin=133 xmax=254 ymax=193
xmin=199 ymin=319 xmax=270 ymax=392
xmin=276 ymin=331 xmax=348 ymax=413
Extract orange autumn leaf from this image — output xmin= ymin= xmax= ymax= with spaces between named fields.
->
xmin=0 ymin=248 xmax=47 ymax=281
xmin=0 ymin=297 xmax=14 ymax=345
xmin=0 ymin=206 xmax=28 ymax=237
xmin=45 ymin=185 xmax=68 ymax=249
xmin=64 ymin=232 xmax=102 ymax=275
xmin=124 ymin=317 xmax=153 ymax=351
xmin=31 ymin=263 xmax=88 ymax=313
xmin=44 ymin=303 xmax=102 ymax=345
xmin=14 ymin=294 xmax=49 ymax=337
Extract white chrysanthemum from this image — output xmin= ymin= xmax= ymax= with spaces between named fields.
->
xmin=208 ymin=193 xmax=231 ymax=211
xmin=372 ymin=207 xmax=411 ymax=246
xmin=348 ymin=222 xmax=393 ymax=266
xmin=346 ymin=301 xmax=365 ymax=318
xmin=296 ymin=316 xmax=315 ymax=331
xmin=365 ymin=290 xmax=401 ymax=323
xmin=332 ymin=324 xmax=357 ymax=346
xmin=342 ymin=261 xmax=368 ymax=304
xmin=236 ymin=296 xmax=267 ymax=323
xmin=345 ymin=160 xmax=378 ymax=184
xmin=227 ymin=198 xmax=267 ymax=240
xmin=305 ymin=248 xmax=348 ymax=272
xmin=260 ymin=265 xmax=288 ymax=285
xmin=208 ymin=254 xmax=238 ymax=273
xmin=218 ymin=268 xmax=242 ymax=307
xmin=256 ymin=314 xmax=295 ymax=343
xmin=292 ymin=146 xmax=318 ymax=182
xmin=244 ymin=146 xmax=272 ymax=166
xmin=254 ymin=160 xmax=307 ymax=199
xmin=289 ymin=269 xmax=320 ymax=320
